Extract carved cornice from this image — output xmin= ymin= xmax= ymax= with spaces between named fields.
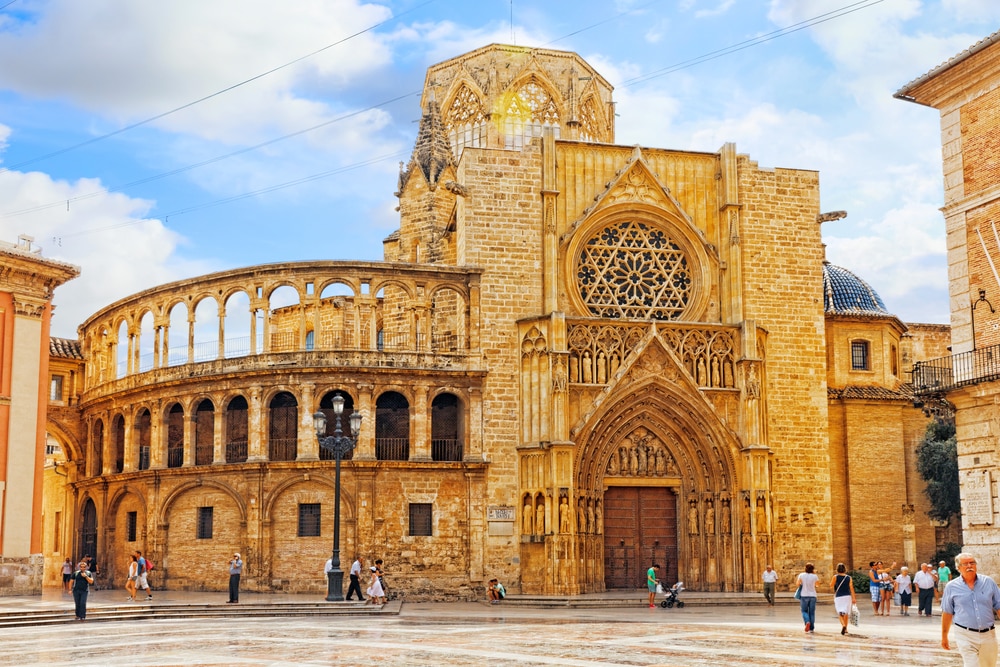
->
xmin=14 ymin=296 xmax=46 ymax=319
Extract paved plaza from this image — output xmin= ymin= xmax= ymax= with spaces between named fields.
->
xmin=0 ymin=589 xmax=965 ymax=666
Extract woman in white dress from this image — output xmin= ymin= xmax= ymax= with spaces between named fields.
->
xmin=366 ymin=566 xmax=385 ymax=605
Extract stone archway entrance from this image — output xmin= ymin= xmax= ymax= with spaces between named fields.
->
xmin=603 ymin=486 xmax=677 ymax=589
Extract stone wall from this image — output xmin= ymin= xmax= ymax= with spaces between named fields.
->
xmin=0 ymin=555 xmax=43 ymax=595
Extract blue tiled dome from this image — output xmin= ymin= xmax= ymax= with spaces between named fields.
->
xmin=822 ymin=263 xmax=889 ymax=315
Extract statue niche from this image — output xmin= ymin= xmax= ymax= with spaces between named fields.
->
xmin=605 ymin=427 xmax=678 ymax=477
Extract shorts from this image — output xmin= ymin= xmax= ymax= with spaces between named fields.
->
xmin=647 ymin=581 xmax=657 ymax=593
xmin=899 ymin=591 xmax=911 ymax=606
xmin=138 ymin=573 xmax=149 ymax=589
xmin=870 ymin=583 xmax=880 ymax=602
xmin=834 ymin=596 xmax=852 ymax=615
xmin=937 ymin=580 xmax=948 ymax=592
xmin=62 ymin=573 xmax=72 ymax=584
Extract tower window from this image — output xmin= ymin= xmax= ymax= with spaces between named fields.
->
xmin=851 ymin=341 xmax=870 ymax=371
xmin=197 ymin=507 xmax=214 ymax=539
xmin=298 ymin=503 xmax=321 ymax=537
xmin=409 ymin=503 xmax=433 ymax=536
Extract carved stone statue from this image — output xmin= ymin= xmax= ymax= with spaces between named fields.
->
xmin=559 ymin=496 xmax=570 ymax=533
xmin=688 ymin=501 xmax=699 ymax=535
xmin=522 ymin=500 xmax=533 ymax=535
xmin=705 ymin=501 xmax=715 ymax=535
xmin=587 ymin=500 xmax=595 ymax=533
xmin=536 ymin=498 xmax=546 ymax=534
xmin=595 ymin=500 xmax=603 ymax=534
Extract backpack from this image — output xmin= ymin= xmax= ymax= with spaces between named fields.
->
xmin=145 ymin=559 xmax=154 ymax=573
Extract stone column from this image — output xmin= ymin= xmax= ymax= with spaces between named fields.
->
xmin=247 ymin=386 xmax=266 ymax=462
xmin=412 ymin=384 xmax=431 ymax=461
xmin=184 ymin=412 xmax=196 ymax=466
xmin=353 ymin=384 xmax=375 ymax=460
xmin=297 ymin=383 xmax=319 ymax=461
xmin=149 ymin=401 xmax=165 ymax=469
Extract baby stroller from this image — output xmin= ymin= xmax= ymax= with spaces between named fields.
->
xmin=659 ymin=581 xmax=685 ymax=608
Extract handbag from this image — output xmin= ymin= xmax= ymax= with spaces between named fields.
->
xmin=655 ymin=583 xmax=664 ymax=594
xmin=850 ymin=603 xmax=860 ymax=626
xmin=794 ymin=584 xmax=801 ymax=600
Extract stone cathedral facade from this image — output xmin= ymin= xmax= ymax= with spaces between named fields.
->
xmin=39 ymin=44 xmax=946 ymax=599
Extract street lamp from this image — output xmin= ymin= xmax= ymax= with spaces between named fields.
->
xmin=971 ymin=288 xmax=995 ymax=351
xmin=313 ymin=393 xmax=363 ymax=602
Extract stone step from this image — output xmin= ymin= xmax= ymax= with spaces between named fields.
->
xmin=0 ymin=600 xmax=400 ymax=628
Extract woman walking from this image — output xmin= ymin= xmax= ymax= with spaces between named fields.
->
xmin=797 ymin=562 xmax=819 ymax=633
xmin=125 ymin=554 xmax=138 ymax=601
xmin=879 ymin=567 xmax=894 ymax=615
xmin=366 ymin=566 xmax=385 ymax=605
xmin=830 ymin=563 xmax=856 ymax=635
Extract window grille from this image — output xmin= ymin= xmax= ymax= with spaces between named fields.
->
xmin=195 ymin=400 xmax=215 ymax=465
xmin=167 ymin=404 xmax=184 ymax=468
xmin=431 ymin=393 xmax=462 ymax=461
xmin=91 ymin=420 xmax=104 ymax=477
xmin=376 ymin=392 xmax=409 ymax=460
xmin=197 ymin=507 xmax=214 ymax=539
xmin=298 ymin=503 xmax=321 ymax=537
xmin=269 ymin=392 xmax=298 ymax=461
xmin=126 ymin=511 xmax=137 ymax=542
xmin=851 ymin=341 xmax=870 ymax=371
xmin=226 ymin=396 xmax=249 ymax=463
xmin=409 ymin=503 xmax=432 ymax=536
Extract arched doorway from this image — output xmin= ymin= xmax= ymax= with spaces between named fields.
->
xmin=80 ymin=499 xmax=98 ymax=562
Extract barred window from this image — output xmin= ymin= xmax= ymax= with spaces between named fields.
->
xmin=126 ymin=511 xmax=137 ymax=542
xmin=298 ymin=503 xmax=321 ymax=537
xmin=851 ymin=340 xmax=870 ymax=371
xmin=409 ymin=503 xmax=432 ymax=536
xmin=197 ymin=506 xmax=214 ymax=539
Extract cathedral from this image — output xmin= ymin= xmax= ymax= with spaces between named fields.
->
xmin=33 ymin=44 xmax=950 ymax=599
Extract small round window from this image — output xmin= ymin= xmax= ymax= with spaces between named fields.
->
xmin=576 ymin=219 xmax=691 ymax=320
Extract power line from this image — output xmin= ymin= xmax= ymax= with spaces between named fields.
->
xmin=622 ymin=0 xmax=885 ymax=87
xmin=0 ymin=0 xmax=438 ymax=174
xmin=55 ymin=150 xmax=409 ymax=239
xmin=0 ymin=90 xmax=420 ymax=219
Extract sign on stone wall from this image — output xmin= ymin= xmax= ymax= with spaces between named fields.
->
xmin=488 ymin=506 xmax=515 ymax=521
xmin=488 ymin=505 xmax=515 ymax=536
xmin=964 ymin=469 xmax=994 ymax=525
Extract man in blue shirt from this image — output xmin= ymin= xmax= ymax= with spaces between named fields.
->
xmin=941 ymin=552 xmax=1000 ymax=666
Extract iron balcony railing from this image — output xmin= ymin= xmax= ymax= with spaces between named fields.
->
xmin=911 ymin=342 xmax=1000 ymax=394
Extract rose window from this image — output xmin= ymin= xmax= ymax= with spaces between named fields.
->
xmin=576 ymin=220 xmax=691 ymax=320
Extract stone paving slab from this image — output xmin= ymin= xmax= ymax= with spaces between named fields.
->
xmin=0 ymin=590 xmax=962 ymax=666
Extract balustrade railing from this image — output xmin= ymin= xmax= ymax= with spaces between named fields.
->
xmin=167 ymin=448 xmax=183 ymax=468
xmin=432 ymin=439 xmax=463 ymax=462
xmin=376 ymin=438 xmax=409 ymax=461
xmin=912 ymin=342 xmax=1000 ymax=394
xmin=226 ymin=441 xmax=248 ymax=463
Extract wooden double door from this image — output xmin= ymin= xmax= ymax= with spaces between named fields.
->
xmin=603 ymin=486 xmax=678 ymax=589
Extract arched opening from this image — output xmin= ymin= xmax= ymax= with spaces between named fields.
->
xmin=167 ymin=403 xmax=184 ymax=468
xmin=116 ymin=321 xmax=129 ymax=378
xmin=167 ymin=302 xmax=188 ymax=366
xmin=431 ymin=393 xmax=463 ymax=461
xmin=318 ymin=391 xmax=355 ymax=461
xmin=112 ymin=415 xmax=125 ymax=473
xmin=91 ymin=419 xmax=104 ymax=477
xmin=224 ymin=291 xmax=252 ymax=358
xmin=137 ymin=311 xmax=155 ymax=372
xmin=225 ymin=396 xmax=249 ymax=463
xmin=136 ymin=408 xmax=152 ymax=470
xmin=193 ymin=297 xmax=220 ymax=363
xmin=195 ymin=399 xmax=215 ymax=466
xmin=268 ymin=285 xmax=301 ymax=353
xmin=79 ymin=499 xmax=98 ymax=565
xmin=375 ymin=391 xmax=409 ymax=460
xmin=268 ymin=392 xmax=298 ymax=461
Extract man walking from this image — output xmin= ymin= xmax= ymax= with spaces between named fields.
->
xmin=938 ymin=560 xmax=952 ymax=601
xmin=762 ymin=565 xmax=778 ymax=605
xmin=914 ymin=562 xmax=936 ymax=617
xmin=346 ymin=555 xmax=365 ymax=601
xmin=941 ymin=552 xmax=1000 ymax=666
xmin=135 ymin=550 xmax=152 ymax=600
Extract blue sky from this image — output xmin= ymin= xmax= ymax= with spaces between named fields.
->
xmin=1 ymin=0 xmax=997 ymax=338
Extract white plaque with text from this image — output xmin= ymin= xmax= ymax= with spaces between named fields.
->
xmin=964 ymin=469 xmax=994 ymax=525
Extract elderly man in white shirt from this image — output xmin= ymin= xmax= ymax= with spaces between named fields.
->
xmin=913 ymin=562 xmax=936 ymax=617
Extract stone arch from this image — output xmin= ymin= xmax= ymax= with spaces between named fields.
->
xmin=158 ymin=478 xmax=248 ymax=526
xmin=572 ymin=348 xmax=746 ymax=591
xmin=45 ymin=419 xmax=83 ymax=462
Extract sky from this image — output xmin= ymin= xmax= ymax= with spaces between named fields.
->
xmin=1 ymin=0 xmax=998 ymax=339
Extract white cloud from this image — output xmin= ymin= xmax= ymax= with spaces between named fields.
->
xmin=0 ymin=0 xmax=393 ymax=144
xmin=0 ymin=168 xmax=215 ymax=337
xmin=943 ymin=0 xmax=1000 ymax=23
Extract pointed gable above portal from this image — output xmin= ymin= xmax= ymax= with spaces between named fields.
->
xmin=562 ymin=146 xmax=707 ymax=248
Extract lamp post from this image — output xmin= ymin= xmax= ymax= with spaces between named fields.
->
xmin=313 ymin=393 xmax=363 ymax=602
xmin=971 ymin=288 xmax=995 ymax=351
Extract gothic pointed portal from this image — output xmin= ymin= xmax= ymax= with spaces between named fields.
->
xmin=573 ymin=335 xmax=749 ymax=592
